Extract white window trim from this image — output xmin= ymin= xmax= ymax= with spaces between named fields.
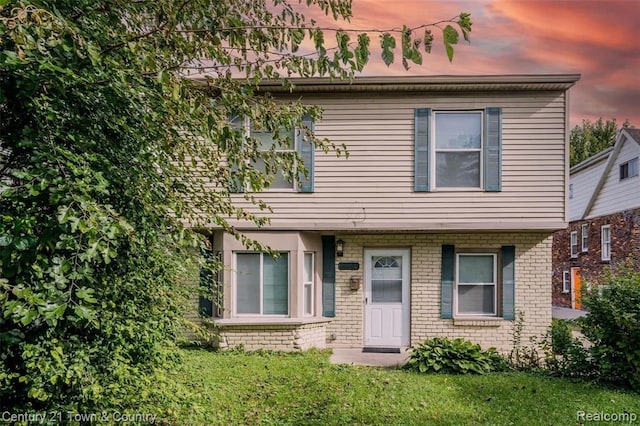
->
xmin=562 ymin=270 xmax=571 ymax=293
xmin=303 ymin=252 xmax=314 ymax=317
xmin=233 ymin=251 xmax=290 ymax=317
xmin=601 ymin=225 xmax=611 ymax=261
xmin=581 ymin=224 xmax=588 ymax=252
xmin=570 ymin=231 xmax=578 ymax=258
xmin=432 ymin=110 xmax=484 ymax=191
xmin=454 ymin=252 xmax=497 ymax=317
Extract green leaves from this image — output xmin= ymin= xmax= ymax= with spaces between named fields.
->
xmin=381 ymin=33 xmax=396 ymax=66
xmin=405 ymin=337 xmax=505 ymax=375
xmin=443 ymin=25 xmax=459 ymax=62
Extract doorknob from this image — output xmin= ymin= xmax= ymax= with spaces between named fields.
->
xmin=365 ymin=297 xmax=368 ymax=304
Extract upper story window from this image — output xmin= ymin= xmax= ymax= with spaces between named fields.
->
xmin=620 ymin=157 xmax=639 ymax=181
xmin=434 ymin=111 xmax=483 ymax=188
xmin=414 ymin=107 xmax=501 ymax=193
xmin=569 ymin=183 xmax=574 ymax=199
xmin=570 ymin=231 xmax=578 ymax=258
xmin=252 ymin=124 xmax=296 ymax=190
xmin=228 ymin=115 xmax=315 ymax=193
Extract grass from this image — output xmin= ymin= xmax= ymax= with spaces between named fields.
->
xmin=165 ymin=348 xmax=640 ymax=425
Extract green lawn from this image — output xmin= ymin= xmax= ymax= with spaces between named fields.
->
xmin=169 ymin=348 xmax=640 ymax=425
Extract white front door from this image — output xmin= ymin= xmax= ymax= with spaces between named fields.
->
xmin=364 ymin=249 xmax=410 ymax=347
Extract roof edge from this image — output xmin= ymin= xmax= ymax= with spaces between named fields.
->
xmin=570 ymin=147 xmax=613 ymax=174
xmin=192 ymin=74 xmax=580 ymax=92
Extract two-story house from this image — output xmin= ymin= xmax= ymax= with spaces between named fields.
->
xmin=553 ymin=128 xmax=640 ymax=308
xmin=197 ymin=74 xmax=579 ymax=353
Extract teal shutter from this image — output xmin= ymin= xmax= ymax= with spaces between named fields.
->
xmin=321 ymin=236 xmax=336 ymax=317
xmin=199 ymin=247 xmax=213 ymax=317
xmin=297 ymin=114 xmax=314 ymax=193
xmin=440 ymin=245 xmax=455 ymax=319
xmin=501 ymin=245 xmax=515 ymax=320
xmin=484 ymin=107 xmax=502 ymax=191
xmin=414 ymin=108 xmax=431 ymax=192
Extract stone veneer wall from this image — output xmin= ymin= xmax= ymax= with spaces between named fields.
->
xmin=328 ymin=232 xmax=552 ymax=354
xmin=552 ymin=207 xmax=640 ymax=307
xmin=215 ymin=321 xmax=329 ymax=351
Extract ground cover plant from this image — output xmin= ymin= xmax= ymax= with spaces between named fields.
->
xmin=169 ymin=349 xmax=640 ymax=426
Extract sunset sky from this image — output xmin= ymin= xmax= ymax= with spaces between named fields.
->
xmin=306 ymin=0 xmax=640 ymax=128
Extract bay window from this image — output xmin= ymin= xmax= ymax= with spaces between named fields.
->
xmin=235 ymin=252 xmax=289 ymax=315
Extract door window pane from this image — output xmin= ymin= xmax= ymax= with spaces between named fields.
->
xmin=236 ymin=253 xmax=260 ymax=314
xmin=372 ymin=256 xmax=402 ymax=303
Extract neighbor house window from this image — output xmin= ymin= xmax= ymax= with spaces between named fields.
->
xmin=620 ymin=157 xmax=639 ymax=180
xmin=562 ymin=271 xmax=570 ymax=293
xmin=570 ymin=231 xmax=578 ymax=258
xmin=456 ymin=253 xmax=497 ymax=316
xmin=569 ymin=183 xmax=574 ymax=199
xmin=581 ymin=224 xmax=588 ymax=252
xmin=435 ymin=111 xmax=482 ymax=188
xmin=303 ymin=252 xmax=314 ymax=316
xmin=601 ymin=225 xmax=611 ymax=261
xmin=235 ymin=252 xmax=289 ymax=315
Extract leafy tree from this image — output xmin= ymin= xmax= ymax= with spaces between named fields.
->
xmin=570 ymin=118 xmax=632 ymax=166
xmin=0 ymin=0 xmax=472 ymax=415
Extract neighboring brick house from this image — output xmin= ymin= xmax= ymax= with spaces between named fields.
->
xmin=195 ymin=75 xmax=579 ymax=353
xmin=553 ymin=128 xmax=640 ymax=308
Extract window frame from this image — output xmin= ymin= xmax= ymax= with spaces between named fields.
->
xmin=454 ymin=252 xmax=498 ymax=317
xmin=432 ymin=110 xmax=484 ymax=191
xmin=581 ymin=224 xmax=588 ymax=252
xmin=570 ymin=231 xmax=578 ymax=258
xmin=231 ymin=115 xmax=299 ymax=192
xmin=562 ymin=270 xmax=571 ymax=293
xmin=233 ymin=251 xmax=290 ymax=317
xmin=619 ymin=157 xmax=639 ymax=181
xmin=303 ymin=252 xmax=314 ymax=316
xmin=601 ymin=225 xmax=611 ymax=261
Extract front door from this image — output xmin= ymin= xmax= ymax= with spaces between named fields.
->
xmin=571 ymin=267 xmax=582 ymax=310
xmin=364 ymin=249 xmax=410 ymax=347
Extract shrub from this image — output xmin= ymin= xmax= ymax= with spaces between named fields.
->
xmin=580 ymin=265 xmax=640 ymax=390
xmin=543 ymin=319 xmax=593 ymax=379
xmin=405 ymin=337 xmax=506 ymax=375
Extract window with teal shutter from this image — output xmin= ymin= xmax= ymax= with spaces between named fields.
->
xmin=484 ymin=107 xmax=502 ymax=191
xmin=297 ymin=114 xmax=314 ymax=193
xmin=414 ymin=108 xmax=431 ymax=192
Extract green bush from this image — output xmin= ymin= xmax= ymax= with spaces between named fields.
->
xmin=580 ymin=265 xmax=640 ymax=390
xmin=543 ymin=319 xmax=593 ymax=379
xmin=405 ymin=337 xmax=506 ymax=375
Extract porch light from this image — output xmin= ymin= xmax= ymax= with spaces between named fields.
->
xmin=336 ymin=239 xmax=345 ymax=257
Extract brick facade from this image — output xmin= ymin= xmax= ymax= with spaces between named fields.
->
xmin=552 ymin=207 xmax=640 ymax=307
xmin=213 ymin=321 xmax=329 ymax=351
xmin=329 ymin=232 xmax=552 ymax=353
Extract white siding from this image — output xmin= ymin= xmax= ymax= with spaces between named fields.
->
xmin=230 ymin=91 xmax=568 ymax=231
xmin=588 ymin=137 xmax=640 ymax=218
xmin=568 ymin=159 xmax=608 ymax=221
